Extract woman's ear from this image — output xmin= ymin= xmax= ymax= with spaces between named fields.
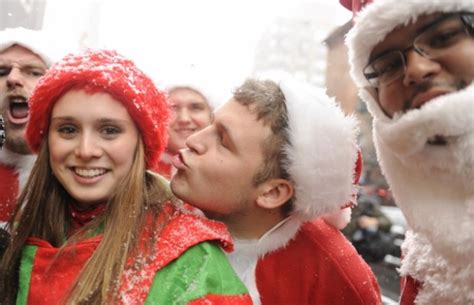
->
xmin=256 ymin=178 xmax=294 ymax=210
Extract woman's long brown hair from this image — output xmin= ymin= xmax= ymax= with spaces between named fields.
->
xmin=0 ymin=137 xmax=177 ymax=304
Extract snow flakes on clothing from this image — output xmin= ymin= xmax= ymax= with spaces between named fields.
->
xmin=118 ymin=205 xmax=233 ymax=304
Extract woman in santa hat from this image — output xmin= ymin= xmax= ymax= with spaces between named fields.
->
xmin=0 ymin=49 xmax=251 ymax=305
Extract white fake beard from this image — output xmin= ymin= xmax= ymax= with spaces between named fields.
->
xmin=373 ymin=83 xmax=474 ymax=262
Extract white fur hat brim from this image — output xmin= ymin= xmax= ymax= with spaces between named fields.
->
xmin=166 ymin=82 xmax=221 ymax=111
xmin=258 ymin=72 xmax=360 ymax=221
xmin=0 ymin=27 xmax=60 ymax=67
xmin=346 ymin=0 xmax=474 ymax=89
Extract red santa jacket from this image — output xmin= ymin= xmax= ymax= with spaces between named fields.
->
xmin=0 ymin=149 xmax=35 ymax=227
xmin=0 ymin=163 xmax=18 ymax=224
xmin=228 ymin=217 xmax=381 ymax=305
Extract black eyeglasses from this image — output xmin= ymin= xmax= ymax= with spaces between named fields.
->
xmin=363 ymin=12 xmax=474 ymax=88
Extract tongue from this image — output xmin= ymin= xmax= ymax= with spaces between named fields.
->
xmin=11 ymin=103 xmax=29 ymax=119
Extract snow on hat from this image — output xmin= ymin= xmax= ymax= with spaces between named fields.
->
xmin=258 ymin=72 xmax=360 ymax=221
xmin=344 ymin=0 xmax=474 ymax=90
xmin=0 ymin=27 xmax=59 ymax=67
xmin=26 ymin=49 xmax=169 ymax=170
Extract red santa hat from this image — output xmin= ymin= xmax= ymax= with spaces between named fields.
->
xmin=0 ymin=27 xmax=61 ymax=67
xmin=26 ymin=49 xmax=169 ymax=170
xmin=258 ymin=72 xmax=361 ymax=221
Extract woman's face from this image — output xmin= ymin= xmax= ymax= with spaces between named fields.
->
xmin=48 ymin=90 xmax=139 ymax=206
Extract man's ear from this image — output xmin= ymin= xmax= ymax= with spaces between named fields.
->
xmin=256 ymin=178 xmax=294 ymax=210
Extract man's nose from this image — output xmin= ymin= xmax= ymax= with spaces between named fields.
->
xmin=6 ymin=67 xmax=24 ymax=89
xmin=185 ymin=128 xmax=208 ymax=155
xmin=402 ymin=50 xmax=441 ymax=86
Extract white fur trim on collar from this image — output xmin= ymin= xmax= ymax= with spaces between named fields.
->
xmin=400 ymin=230 xmax=474 ymax=305
xmin=346 ymin=0 xmax=474 ymax=89
xmin=274 ymin=74 xmax=359 ymax=221
xmin=0 ymin=27 xmax=62 ymax=67
xmin=227 ymin=216 xmax=303 ymax=305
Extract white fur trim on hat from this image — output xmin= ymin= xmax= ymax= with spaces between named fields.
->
xmin=162 ymin=69 xmax=224 ymax=110
xmin=258 ymin=72 xmax=360 ymax=221
xmin=0 ymin=27 xmax=61 ymax=67
xmin=346 ymin=0 xmax=474 ymax=89
xmin=166 ymin=82 xmax=221 ymax=110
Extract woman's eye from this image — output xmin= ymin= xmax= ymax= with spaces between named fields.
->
xmin=101 ymin=126 xmax=121 ymax=136
xmin=57 ymin=125 xmax=76 ymax=134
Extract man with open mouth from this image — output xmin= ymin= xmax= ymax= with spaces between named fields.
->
xmin=341 ymin=0 xmax=474 ymax=304
xmin=0 ymin=27 xmax=57 ymax=229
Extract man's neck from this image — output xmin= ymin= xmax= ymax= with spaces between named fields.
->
xmin=222 ymin=208 xmax=287 ymax=240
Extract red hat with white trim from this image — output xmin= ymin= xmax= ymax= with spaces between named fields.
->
xmin=257 ymin=72 xmax=361 ymax=221
xmin=26 ymin=49 xmax=169 ymax=170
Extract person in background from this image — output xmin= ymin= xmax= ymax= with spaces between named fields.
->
xmin=171 ymin=74 xmax=381 ymax=305
xmin=342 ymin=193 xmax=394 ymax=262
xmin=0 ymin=27 xmax=58 ymax=229
xmin=156 ymin=80 xmax=219 ymax=179
xmin=340 ymin=0 xmax=474 ymax=304
xmin=0 ymin=49 xmax=252 ymax=305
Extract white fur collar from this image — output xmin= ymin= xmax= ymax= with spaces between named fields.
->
xmin=227 ymin=217 xmax=302 ymax=305
xmin=0 ymin=148 xmax=36 ymax=191
xmin=400 ymin=230 xmax=474 ymax=305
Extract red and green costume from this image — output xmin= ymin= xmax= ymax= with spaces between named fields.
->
xmin=16 ymin=205 xmax=252 ymax=304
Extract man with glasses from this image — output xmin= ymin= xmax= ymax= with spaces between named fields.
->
xmin=340 ymin=0 xmax=473 ymax=304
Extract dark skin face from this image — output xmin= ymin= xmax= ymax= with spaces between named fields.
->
xmin=370 ymin=13 xmax=474 ymax=118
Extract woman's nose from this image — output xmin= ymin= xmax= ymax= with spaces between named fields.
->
xmin=74 ymin=134 xmax=102 ymax=159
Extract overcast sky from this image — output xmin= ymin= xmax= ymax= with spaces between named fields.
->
xmin=42 ymin=0 xmax=351 ymax=98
